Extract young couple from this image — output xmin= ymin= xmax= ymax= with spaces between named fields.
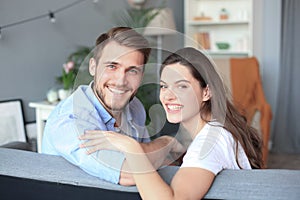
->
xmin=43 ymin=27 xmax=263 ymax=199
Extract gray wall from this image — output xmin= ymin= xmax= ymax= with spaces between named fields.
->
xmin=253 ymin=0 xmax=281 ymax=141
xmin=262 ymin=0 xmax=281 ymax=140
xmin=0 ymin=0 xmax=183 ymax=123
xmin=0 ymin=0 xmax=281 ymax=143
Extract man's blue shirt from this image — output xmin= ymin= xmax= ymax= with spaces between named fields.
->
xmin=42 ymin=82 xmax=150 ymax=184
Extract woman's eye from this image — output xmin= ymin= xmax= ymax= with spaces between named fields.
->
xmin=178 ymin=84 xmax=188 ymax=89
xmin=160 ymin=84 xmax=167 ymax=89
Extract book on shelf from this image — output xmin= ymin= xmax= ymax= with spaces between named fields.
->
xmin=194 ymin=32 xmax=211 ymax=50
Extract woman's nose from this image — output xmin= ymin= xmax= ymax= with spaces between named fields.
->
xmin=161 ymin=88 xmax=177 ymax=101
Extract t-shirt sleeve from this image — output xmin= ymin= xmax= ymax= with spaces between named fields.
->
xmin=180 ymin=129 xmax=225 ymax=175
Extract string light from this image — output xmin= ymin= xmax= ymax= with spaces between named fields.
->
xmin=0 ymin=0 xmax=88 ymax=39
xmin=49 ymin=11 xmax=56 ymax=23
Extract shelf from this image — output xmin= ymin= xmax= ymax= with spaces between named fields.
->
xmin=188 ymin=20 xmax=249 ymax=26
xmin=204 ymin=50 xmax=249 ymax=56
xmin=184 ymin=0 xmax=253 ymax=57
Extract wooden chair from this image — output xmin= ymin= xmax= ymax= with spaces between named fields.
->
xmin=214 ymin=57 xmax=272 ymax=167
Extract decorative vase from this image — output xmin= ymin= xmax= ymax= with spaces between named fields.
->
xmin=46 ymin=89 xmax=58 ymax=103
xmin=219 ymin=8 xmax=229 ymax=20
xmin=58 ymin=89 xmax=71 ymax=100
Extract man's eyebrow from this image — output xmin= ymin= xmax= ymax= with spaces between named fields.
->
xmin=103 ymin=61 xmax=143 ymax=68
xmin=127 ymin=65 xmax=144 ymax=70
xmin=103 ymin=61 xmax=119 ymax=65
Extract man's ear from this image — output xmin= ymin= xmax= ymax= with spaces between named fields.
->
xmin=89 ymin=58 xmax=97 ymax=76
xmin=202 ymin=85 xmax=212 ymax=102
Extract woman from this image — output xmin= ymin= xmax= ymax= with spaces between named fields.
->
xmin=79 ymin=47 xmax=263 ymax=199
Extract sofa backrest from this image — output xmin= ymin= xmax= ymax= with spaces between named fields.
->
xmin=1 ymin=148 xmax=299 ymax=200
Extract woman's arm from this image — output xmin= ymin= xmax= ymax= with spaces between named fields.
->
xmin=80 ymin=130 xmax=184 ymax=169
xmin=79 ymin=131 xmax=215 ymax=200
xmin=123 ymin=143 xmax=215 ymax=200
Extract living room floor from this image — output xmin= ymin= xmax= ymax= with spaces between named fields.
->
xmin=267 ymin=152 xmax=300 ymax=170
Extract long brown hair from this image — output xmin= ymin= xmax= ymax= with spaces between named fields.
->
xmin=161 ymin=47 xmax=263 ymax=169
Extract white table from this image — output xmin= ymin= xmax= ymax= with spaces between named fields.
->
xmin=29 ymin=101 xmax=57 ymax=153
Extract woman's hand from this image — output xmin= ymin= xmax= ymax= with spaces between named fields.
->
xmin=79 ymin=130 xmax=141 ymax=155
xmin=79 ymin=130 xmax=186 ymax=170
xmin=79 ymin=130 xmax=155 ymax=173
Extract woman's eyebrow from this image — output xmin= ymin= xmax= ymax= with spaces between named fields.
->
xmin=160 ymin=79 xmax=191 ymax=84
xmin=175 ymin=79 xmax=191 ymax=84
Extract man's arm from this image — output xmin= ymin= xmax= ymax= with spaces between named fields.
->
xmin=43 ymin=113 xmax=125 ymax=185
xmin=119 ymin=160 xmax=135 ymax=186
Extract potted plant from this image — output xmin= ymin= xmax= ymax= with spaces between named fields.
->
xmin=56 ymin=46 xmax=91 ymax=100
xmin=113 ymin=0 xmax=166 ymax=29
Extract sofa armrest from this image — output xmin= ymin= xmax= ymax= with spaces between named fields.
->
xmin=0 ymin=141 xmax=34 ymax=152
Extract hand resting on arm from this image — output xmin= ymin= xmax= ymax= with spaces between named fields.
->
xmin=79 ymin=131 xmax=214 ymax=200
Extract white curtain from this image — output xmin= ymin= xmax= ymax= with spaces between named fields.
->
xmin=272 ymin=0 xmax=300 ymax=153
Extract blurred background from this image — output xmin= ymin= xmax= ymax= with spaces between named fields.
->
xmin=0 ymin=0 xmax=299 ymax=168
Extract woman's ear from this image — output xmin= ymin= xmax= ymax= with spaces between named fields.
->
xmin=202 ymin=85 xmax=211 ymax=102
xmin=89 ymin=58 xmax=97 ymax=76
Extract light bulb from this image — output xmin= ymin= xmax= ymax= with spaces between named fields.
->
xmin=49 ymin=12 xmax=56 ymax=23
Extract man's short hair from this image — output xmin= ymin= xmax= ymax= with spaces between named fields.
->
xmin=94 ymin=27 xmax=151 ymax=65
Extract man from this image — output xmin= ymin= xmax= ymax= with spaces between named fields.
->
xmin=42 ymin=27 xmax=176 ymax=186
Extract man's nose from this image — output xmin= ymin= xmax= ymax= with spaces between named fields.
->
xmin=114 ymin=70 xmax=127 ymax=86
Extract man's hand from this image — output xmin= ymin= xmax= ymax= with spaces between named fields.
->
xmin=119 ymin=160 xmax=135 ymax=186
xmin=140 ymin=135 xmax=185 ymax=168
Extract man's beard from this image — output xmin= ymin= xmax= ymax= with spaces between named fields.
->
xmin=97 ymin=90 xmax=126 ymax=112
xmin=93 ymin=84 xmax=136 ymax=112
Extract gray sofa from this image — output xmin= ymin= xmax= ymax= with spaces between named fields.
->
xmin=0 ymin=148 xmax=299 ymax=200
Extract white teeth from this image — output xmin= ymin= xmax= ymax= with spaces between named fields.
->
xmin=109 ymin=87 xmax=126 ymax=94
xmin=167 ymin=105 xmax=182 ymax=110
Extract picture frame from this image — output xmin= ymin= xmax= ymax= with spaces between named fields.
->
xmin=0 ymin=99 xmax=27 ymax=145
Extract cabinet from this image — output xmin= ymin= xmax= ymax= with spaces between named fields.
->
xmin=184 ymin=0 xmax=253 ymax=57
xmin=29 ymin=101 xmax=57 ymax=153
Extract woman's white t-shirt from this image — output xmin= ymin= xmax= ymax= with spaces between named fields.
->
xmin=181 ymin=122 xmax=251 ymax=175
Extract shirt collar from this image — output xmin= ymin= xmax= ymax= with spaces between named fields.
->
xmin=85 ymin=81 xmax=115 ymax=125
xmin=123 ymin=101 xmax=133 ymax=122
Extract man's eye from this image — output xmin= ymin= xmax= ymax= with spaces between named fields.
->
xmin=128 ymin=68 xmax=139 ymax=74
xmin=107 ymin=65 xmax=116 ymax=69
